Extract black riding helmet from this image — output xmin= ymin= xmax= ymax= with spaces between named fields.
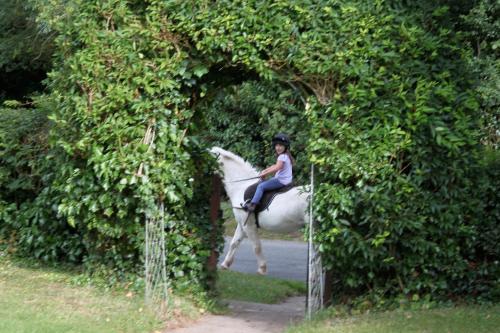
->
xmin=271 ymin=133 xmax=290 ymax=149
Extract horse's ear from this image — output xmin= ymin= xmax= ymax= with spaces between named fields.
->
xmin=209 ymin=147 xmax=221 ymax=159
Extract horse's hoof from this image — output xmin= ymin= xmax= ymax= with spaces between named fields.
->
xmin=257 ymin=266 xmax=267 ymax=275
xmin=220 ymin=263 xmax=229 ymax=270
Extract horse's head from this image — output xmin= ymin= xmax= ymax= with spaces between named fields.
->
xmin=209 ymin=147 xmax=258 ymax=183
xmin=209 ymin=146 xmax=244 ymax=167
xmin=209 ymin=146 xmax=225 ymax=177
xmin=209 ymin=146 xmax=224 ymax=161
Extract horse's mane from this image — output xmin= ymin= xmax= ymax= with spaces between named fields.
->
xmin=210 ymin=146 xmax=258 ymax=174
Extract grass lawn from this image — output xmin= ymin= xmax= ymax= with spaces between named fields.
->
xmin=0 ymin=253 xmax=198 ymax=333
xmin=217 ymin=270 xmax=306 ymax=304
xmin=0 ymin=249 xmax=306 ymax=332
xmin=286 ymin=304 xmax=500 ymax=333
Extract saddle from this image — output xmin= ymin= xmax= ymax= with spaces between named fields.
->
xmin=241 ymin=181 xmax=294 ymax=227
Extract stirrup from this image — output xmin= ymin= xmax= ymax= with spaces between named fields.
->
xmin=240 ymin=199 xmax=251 ymax=212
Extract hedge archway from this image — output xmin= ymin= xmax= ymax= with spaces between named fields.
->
xmin=1 ymin=0 xmax=497 ymax=302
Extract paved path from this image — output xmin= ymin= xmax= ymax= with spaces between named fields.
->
xmin=219 ymin=237 xmax=308 ymax=281
xmin=166 ymin=238 xmax=309 ymax=333
xmin=166 ymin=296 xmax=305 ymax=333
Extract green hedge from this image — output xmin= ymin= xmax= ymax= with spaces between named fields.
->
xmin=0 ymin=0 xmax=53 ymax=101
xmin=164 ymin=0 xmax=498 ymax=300
xmin=303 ymin=3 xmax=499 ymax=300
xmin=1 ymin=1 xmax=218 ymax=288
xmin=0 ymin=105 xmax=84 ymax=262
xmin=1 ymin=0 xmax=497 ymax=300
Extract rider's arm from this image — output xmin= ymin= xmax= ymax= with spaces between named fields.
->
xmin=259 ymin=160 xmax=284 ymax=178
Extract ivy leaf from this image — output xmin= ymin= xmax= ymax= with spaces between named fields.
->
xmin=193 ymin=65 xmax=209 ymax=78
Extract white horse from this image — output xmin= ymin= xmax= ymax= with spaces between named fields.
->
xmin=210 ymin=147 xmax=309 ymax=275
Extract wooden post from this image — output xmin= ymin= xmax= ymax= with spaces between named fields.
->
xmin=323 ymin=268 xmax=334 ymax=307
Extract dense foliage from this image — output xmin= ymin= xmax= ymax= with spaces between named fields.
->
xmin=1 ymin=0 xmax=219 ymax=288
xmin=0 ymin=0 xmax=53 ymax=101
xmin=461 ymin=0 xmax=499 ymax=148
xmin=162 ymin=0 xmax=499 ymax=300
xmin=302 ymin=2 xmax=499 ymax=300
xmin=0 ymin=104 xmax=86 ymax=263
xmin=0 ymin=0 xmax=497 ymax=301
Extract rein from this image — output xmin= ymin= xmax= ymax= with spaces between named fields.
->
xmin=227 ymin=175 xmax=262 ymax=183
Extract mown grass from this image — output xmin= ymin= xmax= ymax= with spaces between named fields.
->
xmin=216 ymin=270 xmax=306 ymax=304
xmin=285 ymin=304 xmax=500 ymax=333
xmin=0 ymin=252 xmax=305 ymax=333
xmin=0 ymin=252 xmax=199 ymax=333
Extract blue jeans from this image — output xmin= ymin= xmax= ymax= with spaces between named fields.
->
xmin=251 ymin=178 xmax=285 ymax=204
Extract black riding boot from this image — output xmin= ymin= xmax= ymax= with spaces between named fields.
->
xmin=247 ymin=203 xmax=256 ymax=212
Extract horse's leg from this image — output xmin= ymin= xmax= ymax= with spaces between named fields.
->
xmin=220 ymin=221 xmax=246 ymax=270
xmin=244 ymin=220 xmax=267 ymax=275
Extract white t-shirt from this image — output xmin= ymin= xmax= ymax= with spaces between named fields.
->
xmin=275 ymin=153 xmax=293 ymax=185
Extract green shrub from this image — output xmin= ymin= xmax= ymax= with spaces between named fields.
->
xmin=303 ymin=3 xmax=498 ymax=301
xmin=0 ymin=1 xmax=219 ymax=289
xmin=0 ymin=0 xmax=53 ymax=101
xmin=159 ymin=0 xmax=498 ymax=300
xmin=0 ymin=105 xmax=84 ymax=262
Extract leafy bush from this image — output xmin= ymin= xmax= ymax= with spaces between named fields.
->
xmin=0 ymin=1 xmax=220 ymax=289
xmin=461 ymin=0 xmax=500 ymax=148
xmin=0 ymin=0 xmax=53 ymax=101
xmin=0 ymin=104 xmax=84 ymax=262
xmin=43 ymin=1 xmax=219 ymax=285
xmin=303 ymin=3 xmax=498 ymax=301
xmin=158 ymin=0 xmax=499 ymax=300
